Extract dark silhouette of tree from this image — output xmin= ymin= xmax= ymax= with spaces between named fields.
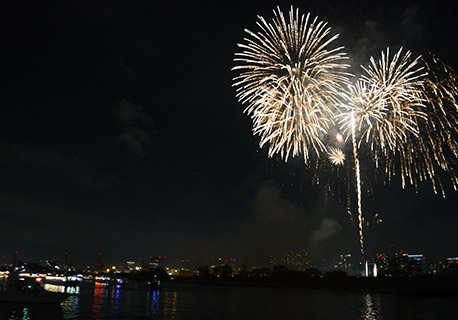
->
xmin=213 ymin=264 xmax=232 ymax=278
xmin=197 ymin=265 xmax=211 ymax=277
xmin=271 ymin=265 xmax=288 ymax=279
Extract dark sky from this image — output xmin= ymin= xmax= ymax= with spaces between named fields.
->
xmin=2 ymin=0 xmax=457 ymax=268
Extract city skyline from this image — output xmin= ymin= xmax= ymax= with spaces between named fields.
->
xmin=2 ymin=243 xmax=457 ymax=272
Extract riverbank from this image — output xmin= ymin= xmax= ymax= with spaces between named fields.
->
xmin=165 ymin=275 xmax=458 ymax=297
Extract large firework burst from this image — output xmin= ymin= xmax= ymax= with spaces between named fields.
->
xmin=337 ymin=48 xmax=427 ymax=254
xmin=233 ymin=6 xmax=458 ymax=257
xmin=338 ymin=48 xmax=426 ymax=152
xmin=340 ymin=49 xmax=458 ymax=196
xmin=233 ymin=6 xmax=351 ymax=163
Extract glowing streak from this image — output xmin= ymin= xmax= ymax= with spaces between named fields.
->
xmin=351 ymin=112 xmax=364 ymax=255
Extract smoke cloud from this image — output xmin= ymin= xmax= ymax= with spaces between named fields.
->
xmin=113 ymin=99 xmax=155 ymax=157
xmin=310 ymin=218 xmax=342 ymax=245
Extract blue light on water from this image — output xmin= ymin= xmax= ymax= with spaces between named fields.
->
xmin=22 ymin=308 xmax=30 ymax=320
xmin=150 ymin=288 xmax=159 ymax=316
xmin=8 ymin=308 xmax=31 ymax=320
xmin=113 ymin=283 xmax=121 ymax=316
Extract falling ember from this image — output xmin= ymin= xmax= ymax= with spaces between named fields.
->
xmin=336 ymin=133 xmax=344 ymax=142
xmin=328 ymin=147 xmax=345 ymax=165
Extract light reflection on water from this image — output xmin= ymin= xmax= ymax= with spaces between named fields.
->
xmin=149 ymin=287 xmax=160 ymax=316
xmin=113 ymin=284 xmax=121 ymax=317
xmin=0 ymin=281 xmax=457 ymax=319
xmin=61 ymin=295 xmax=79 ymax=319
xmin=1 ymin=275 xmax=8 ymax=292
xmin=162 ymin=290 xmax=178 ymax=320
xmin=360 ymin=293 xmax=383 ymax=320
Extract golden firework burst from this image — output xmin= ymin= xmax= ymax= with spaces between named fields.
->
xmin=233 ymin=6 xmax=351 ymax=163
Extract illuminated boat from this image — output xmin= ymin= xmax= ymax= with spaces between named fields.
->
xmin=0 ymin=278 xmax=68 ymax=304
xmin=42 ymin=274 xmax=83 ymax=286
xmin=94 ymin=276 xmax=126 ymax=286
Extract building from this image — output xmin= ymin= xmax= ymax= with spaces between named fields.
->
xmin=180 ymin=259 xmax=191 ymax=271
xmin=269 ymin=250 xmax=310 ymax=271
xmin=407 ymin=254 xmax=426 ymax=276
xmin=148 ymin=256 xmax=167 ymax=269
xmin=389 ymin=250 xmax=409 ymax=276
xmin=375 ymin=252 xmax=389 ymax=275
xmin=339 ymin=254 xmax=353 ymax=270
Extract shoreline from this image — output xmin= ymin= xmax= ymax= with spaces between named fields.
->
xmin=164 ymin=276 xmax=458 ymax=297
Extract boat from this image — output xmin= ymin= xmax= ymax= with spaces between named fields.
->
xmin=0 ymin=277 xmax=69 ymax=304
xmin=94 ymin=276 xmax=126 ymax=286
xmin=42 ymin=274 xmax=82 ymax=286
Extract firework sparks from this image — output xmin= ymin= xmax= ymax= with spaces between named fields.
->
xmin=338 ymin=49 xmax=458 ymax=253
xmin=338 ymin=48 xmax=426 ymax=152
xmin=328 ymin=147 xmax=345 ymax=165
xmin=233 ymin=6 xmax=351 ymax=163
xmin=400 ymin=53 xmax=458 ymax=196
xmin=339 ymin=49 xmax=458 ymax=196
xmin=234 ymin=7 xmax=458 ymax=259
xmin=338 ymin=48 xmax=427 ymax=254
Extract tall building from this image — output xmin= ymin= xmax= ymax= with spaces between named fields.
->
xmin=388 ymin=250 xmax=409 ymax=276
xmin=407 ymin=254 xmax=426 ymax=276
xmin=375 ymin=252 xmax=389 ymax=275
xmin=96 ymin=252 xmax=105 ymax=272
xmin=339 ymin=253 xmax=353 ymax=270
xmin=148 ymin=256 xmax=167 ymax=269
xmin=181 ymin=259 xmax=191 ymax=271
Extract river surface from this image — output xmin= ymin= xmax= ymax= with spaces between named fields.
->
xmin=0 ymin=280 xmax=456 ymax=319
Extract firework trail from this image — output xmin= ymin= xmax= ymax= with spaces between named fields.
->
xmin=351 ymin=112 xmax=364 ymax=254
xmin=339 ymin=49 xmax=458 ymax=253
xmin=232 ymin=6 xmax=351 ymax=163
xmin=338 ymin=48 xmax=426 ymax=255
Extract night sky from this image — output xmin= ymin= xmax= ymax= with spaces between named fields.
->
xmin=2 ymin=0 xmax=457 ymax=268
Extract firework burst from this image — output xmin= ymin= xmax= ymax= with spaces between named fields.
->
xmin=234 ymin=6 xmax=458 ymax=258
xmin=393 ymin=53 xmax=458 ymax=195
xmin=233 ymin=6 xmax=351 ymax=163
xmin=338 ymin=48 xmax=426 ymax=152
xmin=337 ymin=48 xmax=427 ymax=254
xmin=328 ymin=147 xmax=345 ymax=165
xmin=340 ymin=50 xmax=458 ymax=196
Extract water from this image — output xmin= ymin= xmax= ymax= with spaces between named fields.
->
xmin=0 ymin=280 xmax=456 ymax=319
